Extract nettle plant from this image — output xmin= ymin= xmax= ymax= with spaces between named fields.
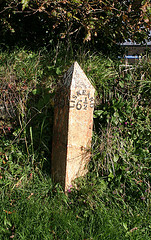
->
xmin=92 ymin=56 xmax=151 ymax=202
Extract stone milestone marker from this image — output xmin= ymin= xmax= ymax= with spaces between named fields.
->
xmin=51 ymin=62 xmax=95 ymax=191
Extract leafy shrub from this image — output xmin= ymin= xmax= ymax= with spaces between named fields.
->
xmin=91 ymin=56 xmax=151 ymax=203
xmin=1 ymin=0 xmax=150 ymax=48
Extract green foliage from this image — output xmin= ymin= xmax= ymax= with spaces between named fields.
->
xmin=0 ymin=0 xmax=150 ymax=50
xmin=0 ymin=47 xmax=151 ymax=239
xmin=21 ymin=0 xmax=30 ymax=10
xmin=91 ymin=56 xmax=151 ymax=204
xmin=19 ymin=0 xmax=151 ymax=42
xmin=1 ymin=162 xmax=151 ymax=239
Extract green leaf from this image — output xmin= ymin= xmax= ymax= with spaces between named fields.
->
xmin=21 ymin=0 xmax=30 ymax=10
xmin=94 ymin=110 xmax=104 ymax=116
xmin=73 ymin=16 xmax=80 ymax=21
xmin=119 ymin=81 xmax=124 ymax=88
xmin=108 ymin=172 xmax=114 ymax=179
xmin=56 ymin=67 xmax=61 ymax=75
xmin=32 ymin=89 xmax=37 ymax=95
xmin=123 ymin=222 xmax=128 ymax=231
xmin=114 ymin=112 xmax=119 ymax=118
xmin=113 ymin=154 xmax=119 ymax=163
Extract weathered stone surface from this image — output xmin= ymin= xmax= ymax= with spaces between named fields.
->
xmin=51 ymin=62 xmax=95 ymax=191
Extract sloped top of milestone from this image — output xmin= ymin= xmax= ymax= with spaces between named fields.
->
xmin=62 ymin=62 xmax=94 ymax=89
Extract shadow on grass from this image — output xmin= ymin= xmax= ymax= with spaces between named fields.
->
xmin=25 ymin=85 xmax=55 ymax=176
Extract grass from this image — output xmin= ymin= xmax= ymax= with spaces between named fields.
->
xmin=1 ymin=171 xmax=151 ymax=239
xmin=0 ymin=47 xmax=151 ymax=239
xmin=1 ymin=169 xmax=151 ymax=240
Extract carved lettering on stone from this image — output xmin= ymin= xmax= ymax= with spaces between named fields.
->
xmin=51 ymin=62 xmax=95 ymax=191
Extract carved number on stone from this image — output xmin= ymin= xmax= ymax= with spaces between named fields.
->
xmin=69 ymin=90 xmax=94 ymax=110
xmin=76 ymin=100 xmax=82 ymax=110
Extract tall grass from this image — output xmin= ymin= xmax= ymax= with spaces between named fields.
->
xmin=0 ymin=47 xmax=151 ymax=239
